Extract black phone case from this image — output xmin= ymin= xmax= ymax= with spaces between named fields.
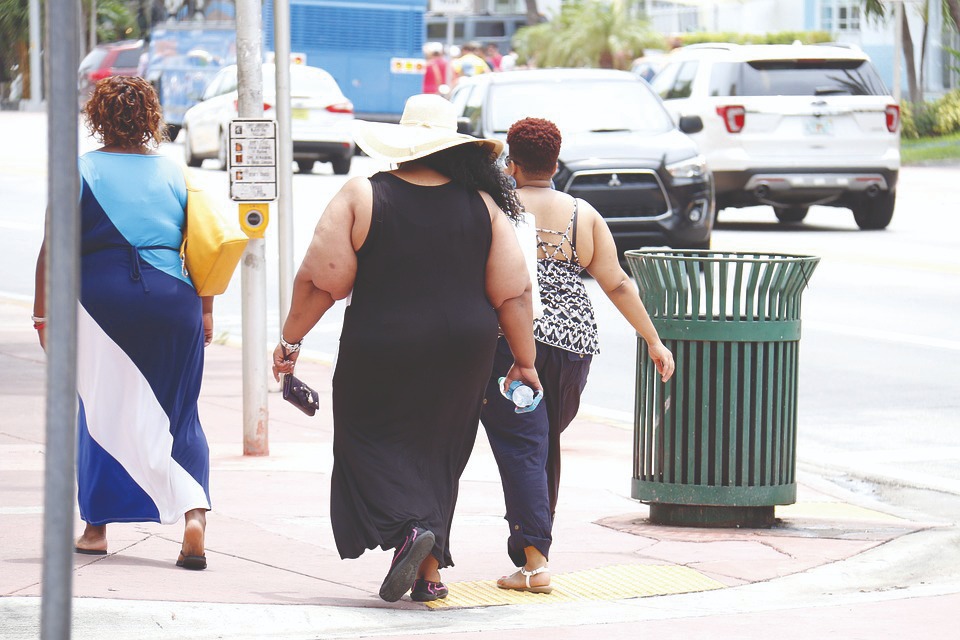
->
xmin=282 ymin=374 xmax=319 ymax=417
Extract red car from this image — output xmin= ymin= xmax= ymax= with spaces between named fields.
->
xmin=78 ymin=39 xmax=145 ymax=103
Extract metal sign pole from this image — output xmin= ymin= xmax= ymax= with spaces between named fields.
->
xmin=274 ymin=0 xmax=294 ymax=327
xmin=236 ymin=0 xmax=269 ymax=456
xmin=39 ymin=0 xmax=80 ymax=637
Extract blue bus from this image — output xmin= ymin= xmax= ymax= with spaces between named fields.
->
xmin=263 ymin=0 xmax=426 ymax=122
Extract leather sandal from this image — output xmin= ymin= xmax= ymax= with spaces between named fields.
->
xmin=497 ymin=565 xmax=553 ymax=594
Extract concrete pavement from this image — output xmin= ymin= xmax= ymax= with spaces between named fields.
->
xmin=2 ymin=294 xmax=958 ymax=639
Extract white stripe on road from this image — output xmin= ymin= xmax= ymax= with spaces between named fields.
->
xmin=805 ymin=320 xmax=960 ymax=351
xmin=0 ymin=221 xmax=42 ymax=232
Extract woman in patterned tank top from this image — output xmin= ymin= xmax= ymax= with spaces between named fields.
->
xmin=480 ymin=117 xmax=675 ymax=594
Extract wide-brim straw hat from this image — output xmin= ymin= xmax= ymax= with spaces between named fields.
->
xmin=353 ymin=94 xmax=503 ymax=163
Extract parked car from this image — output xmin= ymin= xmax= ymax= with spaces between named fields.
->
xmin=650 ymin=43 xmax=900 ymax=229
xmin=630 ymin=51 xmax=668 ymax=82
xmin=449 ymin=68 xmax=715 ymax=252
xmin=181 ymin=63 xmax=355 ymax=174
xmin=77 ymin=39 xmax=145 ymax=103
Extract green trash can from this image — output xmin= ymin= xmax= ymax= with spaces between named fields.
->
xmin=624 ymin=250 xmax=819 ymax=527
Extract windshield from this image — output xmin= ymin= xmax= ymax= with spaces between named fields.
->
xmin=487 ymin=79 xmax=675 ymax=135
xmin=78 ymin=48 xmax=108 ymax=74
xmin=261 ymin=65 xmax=343 ymax=96
xmin=710 ymin=59 xmax=889 ymax=96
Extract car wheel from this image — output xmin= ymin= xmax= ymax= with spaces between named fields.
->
xmin=166 ymin=124 xmax=181 ymax=142
xmin=217 ymin=129 xmax=229 ymax=171
xmin=773 ymin=206 xmax=809 ymax=224
xmin=297 ymin=160 xmax=316 ymax=174
xmin=331 ymin=155 xmax=351 ymax=175
xmin=183 ymin=128 xmax=203 ymax=168
xmin=853 ymin=192 xmax=895 ymax=230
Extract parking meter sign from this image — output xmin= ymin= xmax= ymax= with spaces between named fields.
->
xmin=228 ymin=119 xmax=278 ymax=202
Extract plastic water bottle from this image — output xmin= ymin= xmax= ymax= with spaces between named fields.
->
xmin=498 ymin=377 xmax=542 ymax=413
xmin=511 ymin=384 xmax=535 ymax=408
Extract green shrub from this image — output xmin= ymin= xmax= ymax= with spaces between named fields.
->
xmin=933 ymin=90 xmax=960 ymax=136
xmin=677 ymin=31 xmax=832 ymax=46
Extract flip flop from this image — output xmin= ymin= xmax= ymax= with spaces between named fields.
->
xmin=74 ymin=547 xmax=107 ymax=556
xmin=176 ymin=551 xmax=207 ymax=571
xmin=496 ymin=565 xmax=553 ymax=594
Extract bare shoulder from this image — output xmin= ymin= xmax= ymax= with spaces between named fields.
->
xmin=575 ymin=196 xmax=603 ymax=223
xmin=478 ymin=190 xmax=501 ymax=219
xmin=338 ymin=176 xmax=373 ymax=202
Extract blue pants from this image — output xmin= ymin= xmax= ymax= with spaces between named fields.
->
xmin=480 ymin=337 xmax=592 ymax=567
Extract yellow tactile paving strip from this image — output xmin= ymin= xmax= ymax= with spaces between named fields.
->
xmin=425 ymin=564 xmax=726 ymax=609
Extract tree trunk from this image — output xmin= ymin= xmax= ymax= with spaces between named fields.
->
xmin=918 ymin=7 xmax=928 ymax=99
xmin=525 ymin=0 xmax=539 ymax=26
xmin=901 ymin=9 xmax=921 ymax=103
xmin=16 ymin=41 xmax=30 ymax=101
xmin=946 ymin=0 xmax=960 ymax=33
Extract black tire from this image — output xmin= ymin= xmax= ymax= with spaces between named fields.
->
xmin=297 ymin=160 xmax=316 ymax=174
xmin=853 ymin=192 xmax=895 ymax=230
xmin=774 ymin=206 xmax=809 ymax=224
xmin=166 ymin=124 xmax=181 ymax=142
xmin=183 ymin=129 xmax=203 ymax=168
xmin=217 ymin=128 xmax=229 ymax=171
xmin=331 ymin=155 xmax=351 ymax=175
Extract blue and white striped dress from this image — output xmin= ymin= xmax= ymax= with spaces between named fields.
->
xmin=76 ymin=150 xmax=210 ymax=525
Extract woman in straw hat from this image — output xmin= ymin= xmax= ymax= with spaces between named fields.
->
xmin=272 ymin=94 xmax=541 ymax=603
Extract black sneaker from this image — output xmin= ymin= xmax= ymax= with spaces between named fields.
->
xmin=410 ymin=578 xmax=448 ymax=602
xmin=379 ymin=526 xmax=435 ymax=602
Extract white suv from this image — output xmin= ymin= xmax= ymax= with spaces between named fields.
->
xmin=651 ymin=43 xmax=900 ymax=229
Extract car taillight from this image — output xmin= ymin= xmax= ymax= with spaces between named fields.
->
xmin=326 ymin=101 xmax=354 ymax=114
xmin=90 ymin=69 xmax=111 ymax=82
xmin=885 ymin=104 xmax=900 ymax=133
xmin=716 ymin=105 xmax=746 ymax=133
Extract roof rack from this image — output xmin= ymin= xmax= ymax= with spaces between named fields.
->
xmin=810 ymin=42 xmax=862 ymax=50
xmin=681 ymin=43 xmax=737 ymax=51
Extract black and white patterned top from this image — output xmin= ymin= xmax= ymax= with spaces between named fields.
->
xmin=533 ymin=199 xmax=600 ymax=355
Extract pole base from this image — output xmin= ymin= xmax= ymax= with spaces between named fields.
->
xmin=649 ymin=503 xmax=776 ymax=528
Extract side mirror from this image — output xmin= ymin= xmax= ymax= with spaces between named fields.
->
xmin=678 ymin=115 xmax=704 ymax=134
xmin=457 ymin=117 xmax=475 ymax=136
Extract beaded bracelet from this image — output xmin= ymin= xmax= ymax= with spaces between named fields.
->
xmin=280 ymin=335 xmax=302 ymax=353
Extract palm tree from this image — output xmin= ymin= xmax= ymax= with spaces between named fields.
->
xmin=513 ymin=0 xmax=662 ymax=70
xmin=0 ymin=0 xmax=34 ymax=101
xmin=863 ymin=0 xmax=960 ymax=102
xmin=524 ymin=0 xmax=540 ymax=26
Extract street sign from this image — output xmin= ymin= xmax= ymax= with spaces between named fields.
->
xmin=429 ymin=0 xmax=470 ymax=14
xmin=228 ymin=118 xmax=278 ymax=202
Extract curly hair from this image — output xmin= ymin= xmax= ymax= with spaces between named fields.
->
xmin=84 ymin=76 xmax=167 ymax=149
xmin=418 ymin=143 xmax=524 ymax=223
xmin=506 ymin=117 xmax=562 ymax=176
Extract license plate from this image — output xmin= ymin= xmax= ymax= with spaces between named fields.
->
xmin=805 ymin=116 xmax=833 ymax=135
xmin=292 ymin=108 xmax=309 ymax=120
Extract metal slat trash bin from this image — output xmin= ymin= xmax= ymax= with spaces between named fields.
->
xmin=625 ymin=250 xmax=819 ymax=527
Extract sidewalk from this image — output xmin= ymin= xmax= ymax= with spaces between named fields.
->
xmin=1 ymin=295 xmax=958 ymax=639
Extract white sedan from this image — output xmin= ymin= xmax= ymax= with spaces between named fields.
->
xmin=181 ymin=63 xmax=356 ymax=175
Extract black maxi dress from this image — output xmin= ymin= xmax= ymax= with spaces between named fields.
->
xmin=330 ymin=172 xmax=499 ymax=568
